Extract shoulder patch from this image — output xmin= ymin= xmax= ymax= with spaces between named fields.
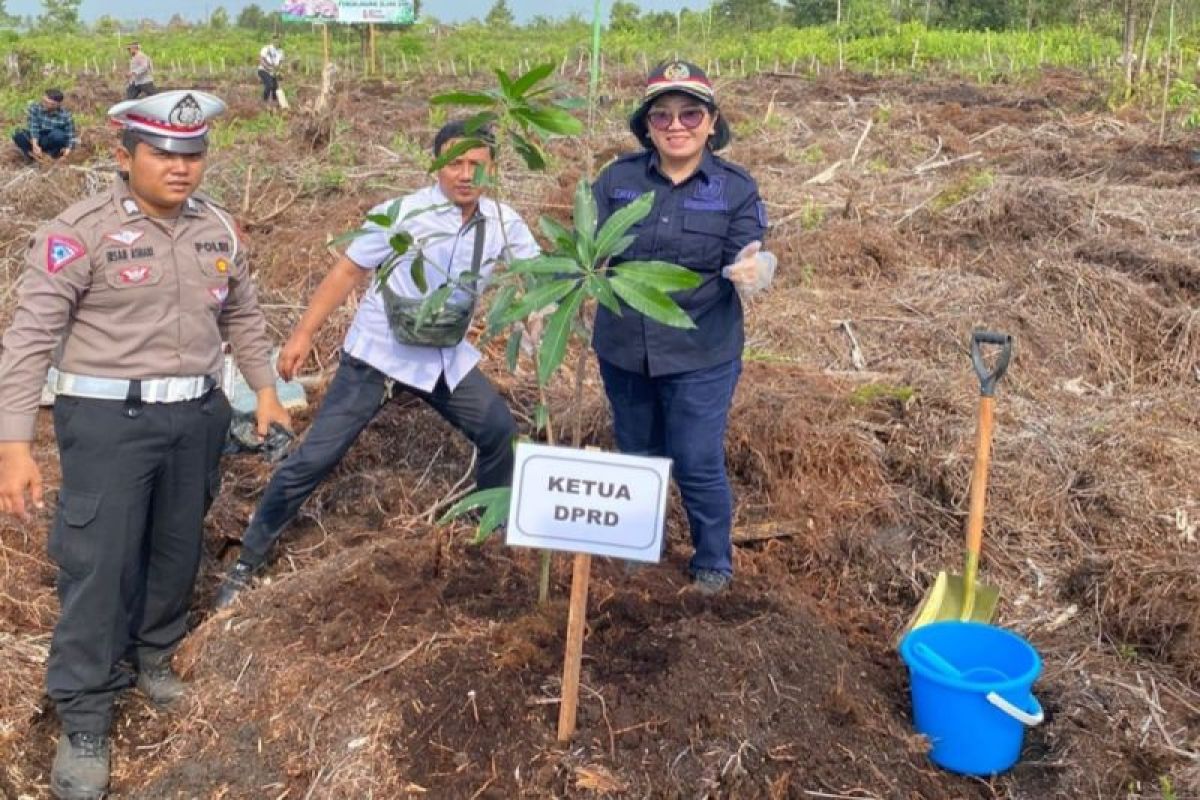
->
xmin=58 ymin=192 xmax=112 ymax=226
xmin=756 ymin=201 xmax=769 ymax=228
xmin=710 ymin=155 xmax=757 ymax=185
xmin=46 ymin=234 xmax=87 ymax=274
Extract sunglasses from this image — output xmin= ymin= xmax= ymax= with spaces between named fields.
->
xmin=646 ymin=107 xmax=708 ymax=131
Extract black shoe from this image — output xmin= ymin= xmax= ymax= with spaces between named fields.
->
xmin=690 ymin=569 xmax=732 ymax=596
xmin=214 ymin=560 xmax=256 ymax=609
xmin=136 ymin=659 xmax=185 ymax=706
xmin=51 ymin=732 xmax=109 ymax=800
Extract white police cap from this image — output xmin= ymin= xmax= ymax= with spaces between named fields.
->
xmin=107 ymin=90 xmax=227 ymax=155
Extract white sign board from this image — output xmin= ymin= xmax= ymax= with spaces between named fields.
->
xmin=281 ymin=0 xmax=416 ymax=24
xmin=506 ymin=443 xmax=671 ymax=563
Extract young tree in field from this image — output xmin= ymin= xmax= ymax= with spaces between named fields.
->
xmin=485 ymin=0 xmax=515 ymax=28
xmin=610 ymin=0 xmax=641 ymax=31
xmin=210 ymin=7 xmax=230 ymax=29
xmin=167 ymin=12 xmax=189 ymax=30
xmin=713 ymin=0 xmax=786 ymax=30
xmin=238 ymin=3 xmax=267 ymax=30
xmin=0 ymin=1 xmax=17 ymax=27
xmin=37 ymin=0 xmax=81 ymax=31
xmin=93 ymin=14 xmax=119 ymax=34
xmin=787 ymin=0 xmax=839 ymax=25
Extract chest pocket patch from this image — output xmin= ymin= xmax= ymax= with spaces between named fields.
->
xmin=104 ymin=263 xmax=162 ymax=289
xmin=683 ymin=175 xmax=728 ymax=212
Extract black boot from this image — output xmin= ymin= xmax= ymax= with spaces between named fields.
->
xmin=214 ymin=560 xmax=256 ymax=610
xmin=50 ymin=732 xmax=109 ymax=800
xmin=136 ymin=657 xmax=185 ymax=706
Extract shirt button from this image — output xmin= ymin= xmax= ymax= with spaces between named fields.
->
xmin=660 ymin=216 xmax=669 ymax=224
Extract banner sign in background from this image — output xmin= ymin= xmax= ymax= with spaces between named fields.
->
xmin=281 ymin=0 xmax=417 ymax=24
xmin=506 ymin=443 xmax=671 ymax=563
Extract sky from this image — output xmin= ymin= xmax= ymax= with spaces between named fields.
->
xmin=6 ymin=1 xmax=708 ymax=24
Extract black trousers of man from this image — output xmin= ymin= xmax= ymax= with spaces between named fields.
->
xmin=238 ymin=353 xmax=516 ymax=567
xmin=257 ymin=68 xmax=279 ymax=103
xmin=46 ymin=389 xmax=230 ymax=735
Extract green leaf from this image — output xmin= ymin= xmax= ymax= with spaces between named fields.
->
xmin=511 ymin=130 xmax=547 ymax=171
xmin=512 ymin=106 xmax=584 ymax=136
xmin=429 ymin=137 xmax=485 ymax=172
xmin=496 ymin=278 xmax=578 ymax=326
xmin=573 ymin=177 xmax=597 ymax=258
xmin=414 ymin=285 xmax=452 ymax=331
xmin=510 ymin=62 xmax=556 ymax=97
xmin=610 ymin=234 xmax=637 ymax=258
xmin=613 ymin=261 xmax=703 ymax=292
xmin=385 ymin=199 xmax=402 ymax=224
xmin=538 ymin=216 xmax=576 ymax=253
xmin=430 ymin=90 xmax=497 ymax=106
xmin=586 ymin=274 xmax=622 ymax=315
xmin=610 ymin=275 xmax=696 ymax=329
xmin=472 ymin=162 xmax=495 ymax=188
xmin=389 ymin=232 xmax=413 ymax=255
xmin=329 ymin=228 xmax=372 ymax=248
xmin=552 ymin=96 xmax=588 ymax=110
xmin=409 ymin=252 xmax=427 ymax=294
xmin=367 ymin=213 xmax=392 ymax=228
xmin=508 ymin=256 xmax=581 ymax=276
xmin=473 ymin=497 xmax=510 ymax=544
xmin=438 ymin=486 xmax=511 ymax=543
xmin=537 ymin=287 xmax=584 ymax=386
xmin=486 ymin=284 xmax=518 ymax=331
xmin=463 ymin=110 xmax=498 ymax=134
xmin=505 ymin=329 xmax=522 ymax=372
xmin=534 ymin=402 xmax=549 ymax=432
xmin=594 ymin=192 xmax=654 ymax=261
xmin=494 ymin=68 xmax=516 ymax=100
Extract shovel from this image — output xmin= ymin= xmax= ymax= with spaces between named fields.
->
xmin=906 ymin=330 xmax=1013 ymax=633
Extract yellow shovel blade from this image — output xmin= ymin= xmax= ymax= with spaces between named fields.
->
xmin=904 ymin=571 xmax=1000 ymax=634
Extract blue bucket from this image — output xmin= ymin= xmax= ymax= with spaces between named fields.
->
xmin=899 ymin=621 xmax=1044 ymax=775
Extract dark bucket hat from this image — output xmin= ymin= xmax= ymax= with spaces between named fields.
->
xmin=629 ymin=60 xmax=731 ymax=151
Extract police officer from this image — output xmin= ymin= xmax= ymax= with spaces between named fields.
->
xmin=591 ymin=61 xmax=771 ymax=595
xmin=0 ymin=90 xmax=290 ymax=799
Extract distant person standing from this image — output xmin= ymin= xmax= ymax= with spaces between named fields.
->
xmin=12 ymin=89 xmax=77 ymax=164
xmin=125 ymin=42 xmax=155 ymax=99
xmin=258 ymin=36 xmax=284 ymax=106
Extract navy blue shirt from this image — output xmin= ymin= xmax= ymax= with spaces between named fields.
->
xmin=592 ymin=148 xmax=767 ymax=377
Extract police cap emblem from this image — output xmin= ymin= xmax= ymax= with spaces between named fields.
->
xmin=169 ymin=94 xmax=204 ymax=128
xmin=663 ymin=62 xmax=690 ymax=81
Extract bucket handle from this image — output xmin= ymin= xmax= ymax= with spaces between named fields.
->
xmin=986 ymin=691 xmax=1044 ymax=726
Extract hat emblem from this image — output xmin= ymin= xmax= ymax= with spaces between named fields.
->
xmin=169 ymin=94 xmax=204 ymax=128
xmin=663 ymin=62 xmax=690 ymax=81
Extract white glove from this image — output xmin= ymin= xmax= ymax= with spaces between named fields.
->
xmin=721 ymin=241 xmax=777 ymax=298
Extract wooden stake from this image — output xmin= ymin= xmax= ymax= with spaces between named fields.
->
xmin=368 ymin=23 xmax=377 ymax=75
xmin=556 ymin=553 xmax=592 ymax=742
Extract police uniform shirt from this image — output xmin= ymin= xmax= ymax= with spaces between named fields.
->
xmin=343 ymin=182 xmax=540 ymax=393
xmin=591 ymin=148 xmax=768 ymax=377
xmin=0 ymin=179 xmax=276 ymax=441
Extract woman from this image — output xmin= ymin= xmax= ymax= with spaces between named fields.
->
xmin=592 ymin=60 xmax=770 ymax=595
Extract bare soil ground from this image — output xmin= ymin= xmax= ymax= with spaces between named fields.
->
xmin=1 ymin=66 xmax=1198 ymax=799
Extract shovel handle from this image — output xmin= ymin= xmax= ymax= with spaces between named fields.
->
xmin=962 ymin=393 xmax=996 ymax=615
xmin=970 ymin=331 xmax=1012 ymax=398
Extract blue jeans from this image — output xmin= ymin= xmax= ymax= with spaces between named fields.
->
xmin=13 ymin=129 xmax=70 ymax=160
xmin=598 ymin=358 xmax=742 ymax=576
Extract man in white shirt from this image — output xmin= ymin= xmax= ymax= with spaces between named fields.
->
xmin=125 ymin=42 xmax=155 ymax=99
xmin=215 ymin=120 xmax=539 ymax=607
xmin=257 ymin=37 xmax=284 ymax=105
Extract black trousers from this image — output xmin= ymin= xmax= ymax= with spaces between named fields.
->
xmin=125 ymin=82 xmax=156 ymax=100
xmin=257 ymin=68 xmax=279 ymax=103
xmin=46 ymin=390 xmax=231 ymax=734
xmin=239 ymin=353 xmax=516 ymax=567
